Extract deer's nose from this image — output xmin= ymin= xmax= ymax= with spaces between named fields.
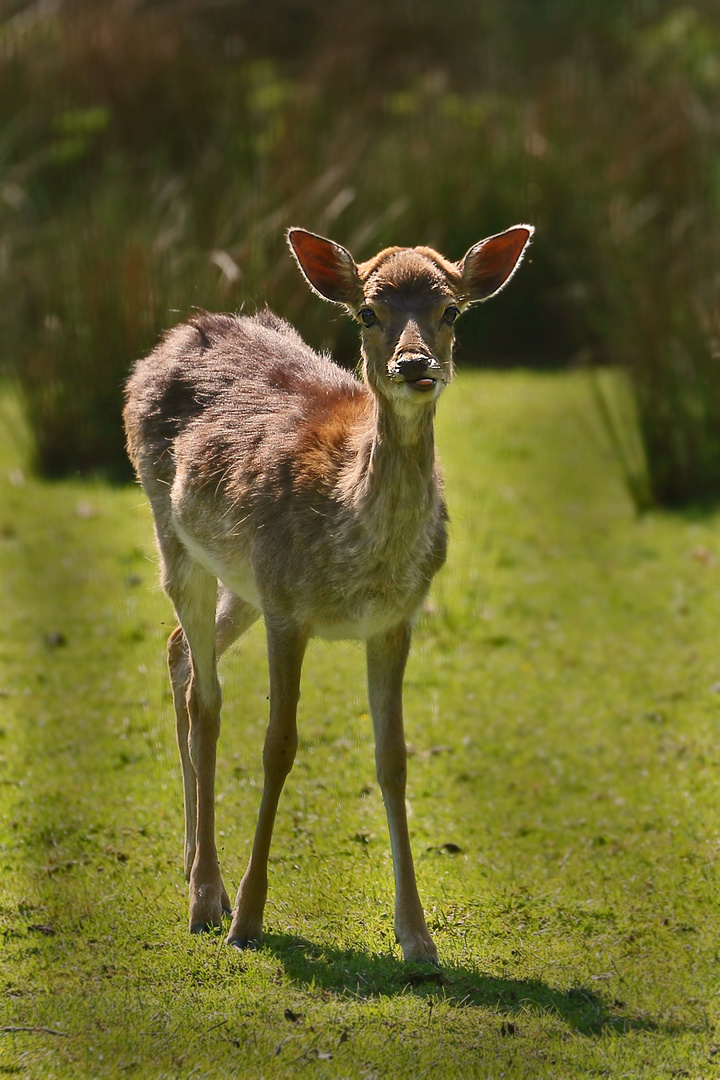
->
xmin=393 ymin=353 xmax=435 ymax=381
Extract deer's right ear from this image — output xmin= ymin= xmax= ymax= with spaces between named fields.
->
xmin=287 ymin=229 xmax=362 ymax=306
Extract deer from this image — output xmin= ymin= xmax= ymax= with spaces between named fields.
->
xmin=123 ymin=223 xmax=533 ymax=965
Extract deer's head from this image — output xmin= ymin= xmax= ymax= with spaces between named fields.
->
xmin=288 ymin=225 xmax=533 ymax=409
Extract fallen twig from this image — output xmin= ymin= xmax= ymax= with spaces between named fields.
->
xmin=1 ymin=1026 xmax=69 ymax=1037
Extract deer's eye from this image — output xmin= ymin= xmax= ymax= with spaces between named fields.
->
xmin=442 ymin=305 xmax=460 ymax=325
xmin=359 ymin=307 xmax=377 ymax=328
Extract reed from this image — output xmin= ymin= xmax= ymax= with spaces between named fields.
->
xmin=3 ymin=1 xmax=720 ymax=506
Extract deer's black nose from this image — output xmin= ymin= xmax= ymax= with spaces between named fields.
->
xmin=394 ymin=354 xmax=434 ymax=381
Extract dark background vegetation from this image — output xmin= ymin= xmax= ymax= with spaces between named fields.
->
xmin=1 ymin=0 xmax=719 ymax=506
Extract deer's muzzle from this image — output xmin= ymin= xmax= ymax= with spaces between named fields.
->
xmin=387 ymin=353 xmax=442 ymax=391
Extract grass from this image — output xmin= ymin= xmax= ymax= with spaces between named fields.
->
xmin=1 ymin=369 xmax=719 ymax=1077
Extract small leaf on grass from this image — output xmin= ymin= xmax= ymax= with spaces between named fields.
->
xmin=353 ymin=831 xmax=374 ymax=844
xmin=284 ymin=1008 xmax=302 ymax=1023
xmin=27 ymin=923 xmax=55 ymax=936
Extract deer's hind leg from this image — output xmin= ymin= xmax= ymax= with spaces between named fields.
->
xmin=168 ymin=585 xmax=260 ymax=918
xmin=162 ymin=543 xmax=233 ymax=932
xmin=215 ymin=586 xmax=261 ymax=658
xmin=167 ymin=624 xmax=201 ymax=889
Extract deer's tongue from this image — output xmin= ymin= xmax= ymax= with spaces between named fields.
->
xmin=411 ymin=378 xmax=436 ymax=392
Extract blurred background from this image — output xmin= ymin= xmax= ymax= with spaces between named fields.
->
xmin=1 ymin=0 xmax=719 ymax=507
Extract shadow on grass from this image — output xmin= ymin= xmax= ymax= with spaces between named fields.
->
xmin=263 ymin=934 xmax=657 ymax=1038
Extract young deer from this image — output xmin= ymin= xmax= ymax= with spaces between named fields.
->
xmin=123 ymin=224 xmax=533 ymax=964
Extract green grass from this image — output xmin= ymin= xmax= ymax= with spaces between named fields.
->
xmin=1 ymin=370 xmax=719 ymax=1078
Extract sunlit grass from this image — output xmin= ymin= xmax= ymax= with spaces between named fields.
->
xmin=1 ymin=371 xmax=719 ymax=1077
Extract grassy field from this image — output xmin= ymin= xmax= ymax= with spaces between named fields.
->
xmin=1 ymin=370 xmax=719 ymax=1078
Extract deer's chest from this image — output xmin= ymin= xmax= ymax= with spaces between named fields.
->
xmin=272 ymin=507 xmax=447 ymax=639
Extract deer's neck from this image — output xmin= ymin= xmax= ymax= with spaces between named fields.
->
xmin=340 ymin=396 xmax=440 ymax=535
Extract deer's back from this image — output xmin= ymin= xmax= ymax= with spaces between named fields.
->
xmin=124 ymin=309 xmax=365 ymax=483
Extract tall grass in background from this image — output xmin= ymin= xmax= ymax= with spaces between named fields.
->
xmin=553 ymin=8 xmax=720 ymax=508
xmin=1 ymin=0 xmax=719 ymax=505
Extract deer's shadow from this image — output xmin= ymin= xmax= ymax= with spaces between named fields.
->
xmin=260 ymin=933 xmax=660 ymax=1038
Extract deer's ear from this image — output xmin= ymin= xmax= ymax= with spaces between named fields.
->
xmin=459 ymin=225 xmax=534 ymax=303
xmin=287 ymin=229 xmax=362 ymax=306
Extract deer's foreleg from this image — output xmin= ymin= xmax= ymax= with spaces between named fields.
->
xmin=227 ymin=618 xmax=307 ymax=948
xmin=367 ymin=621 xmax=439 ymax=965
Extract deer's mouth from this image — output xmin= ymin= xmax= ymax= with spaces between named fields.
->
xmin=387 ymin=369 xmax=446 ymax=403
xmin=408 ymin=376 xmax=438 ymax=392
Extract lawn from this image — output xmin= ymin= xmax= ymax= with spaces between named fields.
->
xmin=1 ymin=370 xmax=718 ymax=1078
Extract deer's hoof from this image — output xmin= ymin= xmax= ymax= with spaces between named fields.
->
xmin=407 ymin=955 xmax=442 ymax=973
xmin=417 ymin=954 xmax=441 ymax=969
xmin=227 ymin=935 xmax=262 ymax=951
xmin=397 ymin=932 xmax=440 ymax=967
xmin=190 ymin=919 xmax=223 ymax=935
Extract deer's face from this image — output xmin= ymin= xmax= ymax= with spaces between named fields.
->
xmin=287 ymin=226 xmax=534 ymax=411
xmin=357 ymin=252 xmax=459 ymax=407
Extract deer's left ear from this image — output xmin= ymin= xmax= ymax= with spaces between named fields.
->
xmin=459 ymin=225 xmax=534 ymax=303
xmin=287 ymin=229 xmax=363 ymax=306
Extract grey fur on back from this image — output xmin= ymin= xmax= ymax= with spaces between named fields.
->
xmin=125 ymin=309 xmax=361 ymax=482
